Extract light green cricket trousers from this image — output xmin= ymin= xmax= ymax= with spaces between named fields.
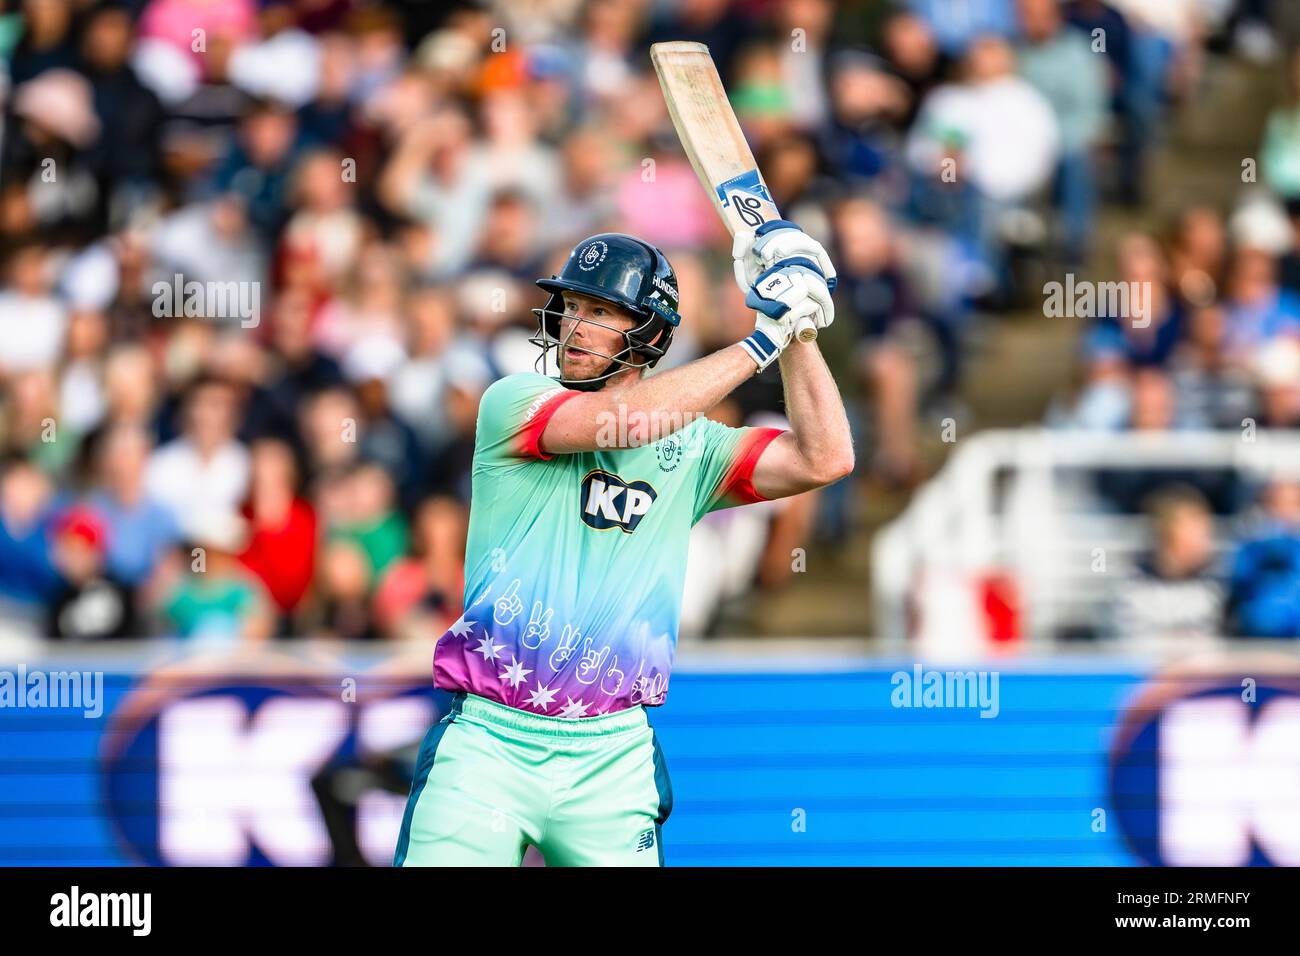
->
xmin=394 ymin=691 xmax=674 ymax=866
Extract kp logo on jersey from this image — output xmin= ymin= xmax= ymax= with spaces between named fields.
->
xmin=580 ymin=469 xmax=657 ymax=532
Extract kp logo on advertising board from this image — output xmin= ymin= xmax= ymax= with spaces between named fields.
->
xmin=1109 ymin=663 xmax=1300 ymax=866
xmin=101 ymin=666 xmax=442 ymax=866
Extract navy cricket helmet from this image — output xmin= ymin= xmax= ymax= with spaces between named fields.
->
xmin=530 ymin=233 xmax=681 ymax=391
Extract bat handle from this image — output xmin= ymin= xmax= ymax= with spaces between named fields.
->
xmin=794 ymin=316 xmax=818 ymax=343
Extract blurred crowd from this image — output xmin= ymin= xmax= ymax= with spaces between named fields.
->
xmin=0 ymin=0 xmax=1295 ymax=645
xmin=1025 ymin=10 xmax=1300 ymax=640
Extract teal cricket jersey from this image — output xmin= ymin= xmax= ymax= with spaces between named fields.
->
xmin=431 ymin=371 xmax=784 ymax=718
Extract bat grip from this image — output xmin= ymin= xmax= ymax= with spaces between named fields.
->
xmin=794 ymin=316 xmax=818 ymax=343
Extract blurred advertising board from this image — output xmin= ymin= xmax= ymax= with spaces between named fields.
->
xmin=1 ymin=645 xmax=1297 ymax=866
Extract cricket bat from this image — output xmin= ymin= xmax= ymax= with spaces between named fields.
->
xmin=650 ymin=40 xmax=819 ymax=343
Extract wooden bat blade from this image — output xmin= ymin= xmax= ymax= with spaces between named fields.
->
xmin=650 ymin=41 xmax=818 ymax=343
xmin=649 ymin=41 xmax=781 ymax=236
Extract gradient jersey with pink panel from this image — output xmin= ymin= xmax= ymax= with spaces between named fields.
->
xmin=431 ymin=371 xmax=783 ymax=718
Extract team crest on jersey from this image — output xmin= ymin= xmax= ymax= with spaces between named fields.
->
xmin=576 ymin=240 xmax=608 ymax=271
xmin=655 ymin=436 xmax=682 ymax=473
xmin=580 ymin=469 xmax=657 ymax=532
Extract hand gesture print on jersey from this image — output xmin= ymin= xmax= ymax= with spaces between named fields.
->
xmin=629 ymin=659 xmax=667 ymax=705
xmin=548 ymin=624 xmax=583 ymax=671
xmin=521 ymin=602 xmax=553 ymax=650
xmin=493 ymin=579 xmax=523 ymax=626
xmin=599 ymin=655 xmax=625 ymax=696
xmin=575 ymin=641 xmax=611 ymax=686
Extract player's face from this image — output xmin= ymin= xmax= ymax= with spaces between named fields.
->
xmin=558 ymin=292 xmax=638 ymax=380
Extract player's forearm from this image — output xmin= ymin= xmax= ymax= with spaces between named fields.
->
xmin=777 ymin=340 xmax=854 ymax=483
xmin=542 ymin=344 xmax=756 ymax=452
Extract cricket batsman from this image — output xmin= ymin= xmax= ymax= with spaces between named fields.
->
xmin=394 ymin=221 xmax=854 ymax=866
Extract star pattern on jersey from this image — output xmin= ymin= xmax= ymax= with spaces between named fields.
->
xmin=557 ymin=696 xmax=590 ymax=719
xmin=448 ymin=617 xmax=475 ymax=639
xmin=472 ymin=635 xmax=505 ymax=662
xmin=498 ymin=656 xmax=532 ymax=688
xmin=525 ymin=683 xmax=558 ymax=711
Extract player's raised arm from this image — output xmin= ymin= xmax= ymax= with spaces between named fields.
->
xmin=540 ymin=344 xmax=757 ymax=453
xmin=738 ymin=222 xmax=855 ymax=499
xmin=534 ymin=231 xmax=843 ymax=456
xmin=747 ymin=341 xmax=855 ymax=499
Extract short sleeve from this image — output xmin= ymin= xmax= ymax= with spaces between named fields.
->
xmin=475 ymin=373 xmax=581 ymax=464
xmin=689 ymin=418 xmax=787 ymax=522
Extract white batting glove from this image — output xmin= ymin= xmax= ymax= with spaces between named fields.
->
xmin=738 ymin=261 xmax=834 ymax=370
xmin=733 ymin=219 xmax=838 ymax=332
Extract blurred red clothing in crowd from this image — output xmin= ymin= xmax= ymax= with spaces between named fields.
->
xmin=239 ymin=499 xmax=317 ymax=613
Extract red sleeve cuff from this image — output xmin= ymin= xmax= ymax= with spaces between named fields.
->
xmin=518 ymin=388 xmax=581 ymax=460
xmin=717 ymin=426 xmax=786 ymax=506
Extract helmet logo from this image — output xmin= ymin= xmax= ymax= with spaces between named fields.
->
xmin=576 ymin=240 xmax=608 ymax=271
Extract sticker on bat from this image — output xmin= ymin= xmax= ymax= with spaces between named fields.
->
xmin=716 ymin=169 xmax=777 ymax=229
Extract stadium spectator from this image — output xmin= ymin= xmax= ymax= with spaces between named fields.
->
xmin=1 ymin=367 xmax=79 ymax=476
xmin=299 ymin=385 xmax=363 ymax=475
xmin=79 ymin=3 xmax=167 ymax=221
xmin=144 ymin=374 xmax=251 ymax=543
xmin=45 ymin=504 xmax=138 ymax=640
xmin=378 ymin=102 xmax=497 ymax=277
xmin=1252 ymin=336 xmax=1300 ymax=428
xmin=1220 ymin=243 xmax=1300 ymax=364
xmin=2 ymin=68 xmax=102 ymax=238
xmin=238 ymin=437 xmax=317 ymax=631
xmin=57 ymin=306 xmax=111 ymax=436
xmin=323 ymin=461 xmax=407 ymax=583
xmin=87 ymin=424 xmax=181 ymax=591
xmin=1081 ymin=233 xmax=1184 ymax=378
xmin=818 ymin=50 xmax=911 ymax=190
xmin=1226 ymin=478 xmax=1300 ymax=638
xmin=152 ymin=509 xmax=273 ymax=644
xmin=1062 ymin=233 xmax=1184 ymax=431
xmin=389 ymin=285 xmax=493 ymax=455
xmin=0 ymin=243 xmax=67 ymax=375
xmin=99 ymin=345 xmax=160 ymax=431
xmin=1168 ymin=303 xmax=1256 ymax=429
xmin=372 ymin=495 xmax=466 ymax=640
xmin=342 ymin=336 xmax=423 ymax=508
xmin=209 ymin=98 xmax=303 ymax=240
xmin=1095 ymin=369 xmax=1242 ymax=514
xmin=1167 ymin=206 xmax=1228 ymax=308
xmin=1015 ymin=0 xmax=1108 ymax=265
xmin=833 ymin=195 xmax=925 ymax=485
xmin=907 ymin=0 xmax=1016 ymax=57
xmin=1111 ymin=485 xmax=1224 ymax=647
xmin=1065 ymin=0 xmax=1142 ymax=202
xmin=905 ymin=34 xmax=1060 ymax=295
xmin=771 ymin=0 xmax=836 ymax=131
xmin=0 ymin=455 xmax=60 ymax=614
xmin=5 ymin=0 xmax=79 ymax=86
xmin=880 ymin=11 xmax=943 ymax=130
xmin=1260 ymin=46 xmax=1300 ymax=200
xmin=280 ymin=147 xmax=366 ymax=287
xmin=312 ymin=536 xmax=377 ymax=641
